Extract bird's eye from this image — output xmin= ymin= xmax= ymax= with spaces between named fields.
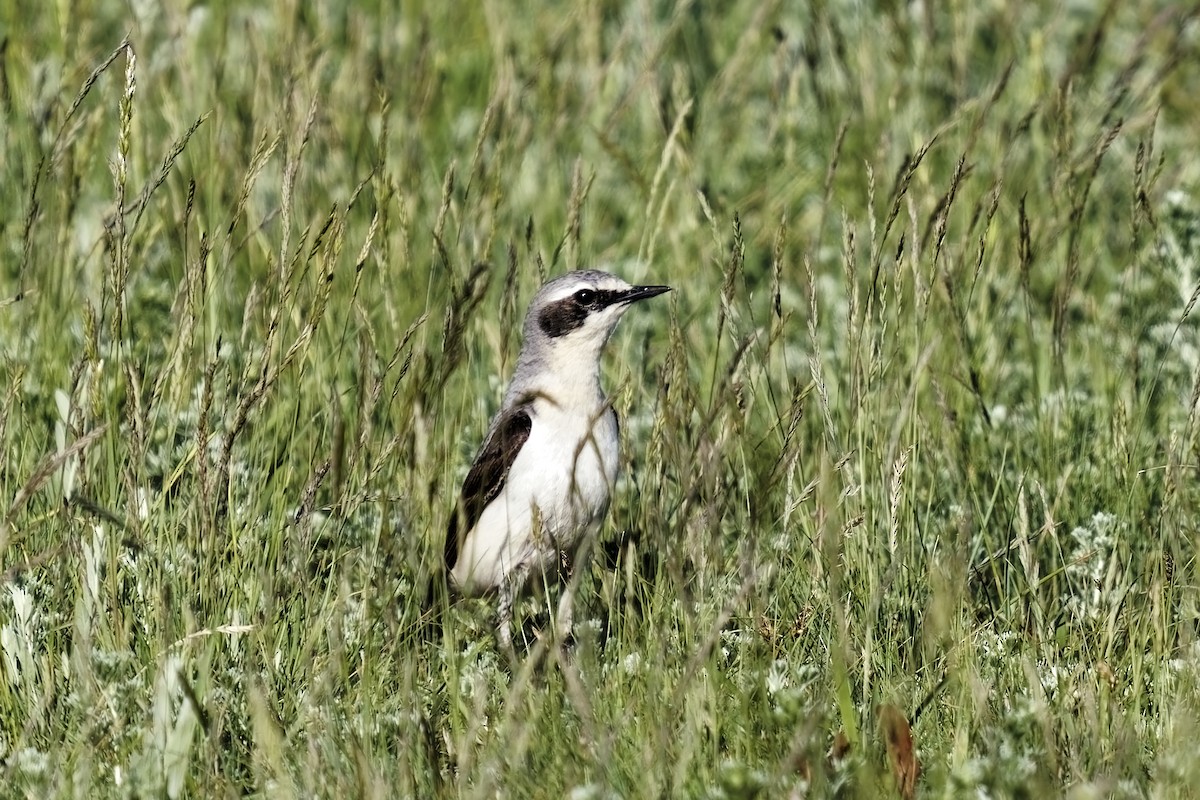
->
xmin=574 ymin=289 xmax=596 ymax=305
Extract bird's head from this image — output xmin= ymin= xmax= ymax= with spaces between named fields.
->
xmin=517 ymin=269 xmax=671 ymax=380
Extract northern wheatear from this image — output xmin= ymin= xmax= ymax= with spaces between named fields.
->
xmin=444 ymin=269 xmax=670 ymax=648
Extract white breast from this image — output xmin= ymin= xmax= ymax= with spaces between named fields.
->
xmin=450 ymin=402 xmax=619 ymax=594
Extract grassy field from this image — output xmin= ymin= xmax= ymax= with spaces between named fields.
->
xmin=2 ymin=1 xmax=1200 ymax=796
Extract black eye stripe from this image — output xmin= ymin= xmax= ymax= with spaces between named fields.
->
xmin=581 ymin=289 xmax=623 ymax=308
xmin=537 ymin=289 xmax=627 ymax=337
xmin=538 ymin=298 xmax=589 ymax=337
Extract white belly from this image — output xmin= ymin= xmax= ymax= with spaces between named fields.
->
xmin=451 ymin=406 xmax=618 ymax=594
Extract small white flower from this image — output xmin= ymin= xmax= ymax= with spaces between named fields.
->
xmin=14 ymin=747 xmax=48 ymax=776
xmin=568 ymin=784 xmax=619 ymax=800
xmin=578 ymin=618 xmax=602 ymax=636
xmin=766 ymin=659 xmax=789 ymax=695
xmin=9 ymin=585 xmax=31 ymax=625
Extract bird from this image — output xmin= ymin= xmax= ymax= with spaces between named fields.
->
xmin=443 ymin=269 xmax=670 ymax=649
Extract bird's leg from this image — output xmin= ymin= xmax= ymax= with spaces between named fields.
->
xmin=497 ymin=561 xmax=531 ymax=653
xmin=496 ymin=581 xmax=515 ymax=652
xmin=554 ymin=579 xmax=576 ymax=644
xmin=554 ymin=533 xmax=595 ymax=644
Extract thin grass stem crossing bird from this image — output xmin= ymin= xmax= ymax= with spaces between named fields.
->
xmin=444 ymin=269 xmax=670 ymax=649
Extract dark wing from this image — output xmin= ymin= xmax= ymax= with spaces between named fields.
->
xmin=445 ymin=405 xmax=533 ymax=571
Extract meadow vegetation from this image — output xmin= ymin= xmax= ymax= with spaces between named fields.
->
xmin=2 ymin=1 xmax=1199 ymax=796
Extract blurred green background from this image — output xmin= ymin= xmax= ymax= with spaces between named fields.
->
xmin=1 ymin=1 xmax=1198 ymax=796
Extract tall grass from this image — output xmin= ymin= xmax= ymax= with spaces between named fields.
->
xmin=1 ymin=2 xmax=1199 ymax=796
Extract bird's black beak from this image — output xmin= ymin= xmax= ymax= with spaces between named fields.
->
xmin=619 ymin=285 xmax=672 ymax=304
